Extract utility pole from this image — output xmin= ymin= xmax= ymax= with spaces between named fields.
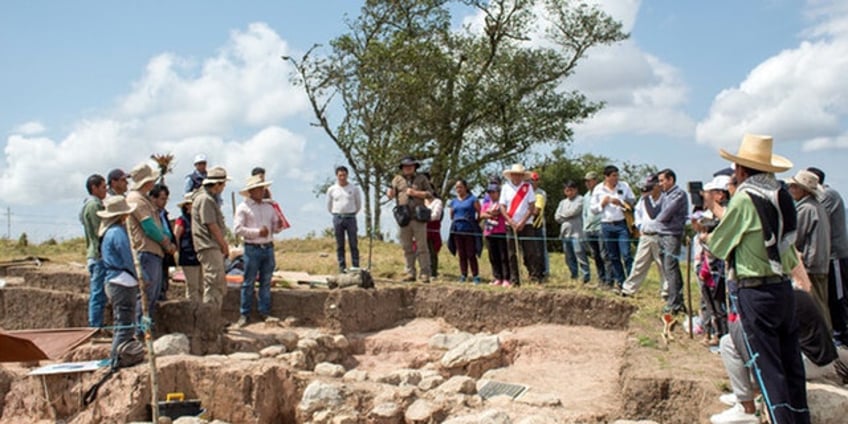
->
xmin=5 ymin=207 xmax=9 ymax=239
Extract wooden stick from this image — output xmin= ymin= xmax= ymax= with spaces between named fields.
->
xmin=685 ymin=238 xmax=694 ymax=339
xmin=126 ymin=220 xmax=160 ymax=422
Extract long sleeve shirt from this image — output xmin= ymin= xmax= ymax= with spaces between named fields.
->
xmin=101 ymin=224 xmax=138 ymax=286
xmin=582 ymin=191 xmax=601 ymax=233
xmin=234 ymin=198 xmax=283 ymax=244
xmin=634 ymin=193 xmax=663 ymax=234
xmin=653 ymin=185 xmax=688 ymax=235
xmin=709 ymin=191 xmax=798 ymax=279
xmin=590 ymin=181 xmax=635 ymax=222
xmin=555 ymin=195 xmax=584 ymax=238
xmin=326 ymin=183 xmax=362 ymax=215
xmin=820 ymin=186 xmax=848 ymax=259
xmin=794 ymin=195 xmax=831 ymax=274
xmin=79 ymin=196 xmax=103 ymax=260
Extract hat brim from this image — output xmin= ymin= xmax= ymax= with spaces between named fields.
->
xmin=239 ymin=181 xmax=273 ymax=196
xmin=718 ymin=149 xmax=792 ymax=173
xmin=129 ymin=169 xmax=161 ymax=191
xmin=201 ymin=176 xmax=232 ymax=185
xmin=785 ymin=177 xmax=823 ymax=196
xmin=503 ymin=170 xmax=531 ymax=178
xmin=398 ymin=162 xmax=420 ymax=169
xmin=96 ymin=204 xmax=137 ymax=219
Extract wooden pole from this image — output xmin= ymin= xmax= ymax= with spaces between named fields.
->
xmin=126 ymin=220 xmax=160 ymax=421
xmin=685 ymin=238 xmax=694 ymax=339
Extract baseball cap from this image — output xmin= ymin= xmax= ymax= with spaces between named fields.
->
xmin=486 ymin=183 xmax=500 ymax=192
xmin=107 ymin=169 xmax=128 ymax=182
xmin=193 ymin=153 xmax=208 ymax=165
xmin=530 ymin=172 xmax=540 ymax=181
xmin=584 ymin=171 xmax=598 ymax=180
xmin=703 ymin=175 xmax=731 ymax=192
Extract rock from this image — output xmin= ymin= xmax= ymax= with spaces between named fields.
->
xmin=314 ymin=362 xmax=346 ymax=377
xmin=807 ymin=382 xmax=848 ymax=424
xmin=443 ymin=409 xmax=512 ymax=424
xmin=299 ymin=381 xmax=345 ymax=416
xmin=377 ymin=368 xmax=422 ymax=386
xmin=440 ymin=335 xmax=500 ymax=369
xmin=259 ymin=344 xmax=286 ymax=358
xmin=281 ymin=351 xmax=308 ymax=369
xmin=611 ymin=421 xmax=659 ymax=424
xmin=485 ymin=394 xmax=515 ymax=407
xmin=158 ymin=416 xmax=173 ymax=424
xmin=404 ymin=399 xmax=445 ymax=423
xmin=172 ymin=418 xmax=202 ymax=424
xmin=515 ymin=391 xmax=561 ymax=407
xmin=332 ymin=334 xmax=350 ymax=350
xmin=517 ymin=416 xmax=559 ymax=424
xmin=332 ymin=415 xmax=358 ymax=424
xmin=429 ymin=332 xmax=473 ymax=350
xmin=154 ymin=333 xmax=191 ymax=356
xmin=418 ymin=375 xmax=445 ymax=391
xmin=209 ymin=421 xmax=232 ymax=424
xmin=297 ymin=337 xmax=319 ymax=353
xmin=343 ymin=369 xmax=369 ymax=382
xmin=369 ymin=402 xmax=403 ymax=424
xmin=275 ymin=330 xmax=299 ymax=351
xmin=227 ymin=352 xmax=261 ymax=361
xmin=437 ymin=376 xmax=477 ymax=395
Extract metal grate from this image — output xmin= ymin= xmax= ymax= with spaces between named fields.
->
xmin=478 ymin=380 xmax=528 ymax=400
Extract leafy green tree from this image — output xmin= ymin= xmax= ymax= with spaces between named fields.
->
xmin=287 ymin=0 xmax=627 ymax=236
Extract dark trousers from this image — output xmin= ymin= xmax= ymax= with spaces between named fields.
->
xmin=506 ymin=226 xmax=538 ymax=285
xmin=135 ymin=252 xmax=163 ymax=338
xmin=106 ymin=282 xmax=138 ymax=368
xmin=486 ymin=234 xmax=509 ymax=281
xmin=660 ymin=234 xmax=684 ymax=312
xmin=583 ymin=231 xmax=610 ymax=283
xmin=524 ymin=227 xmax=546 ymax=280
xmin=827 ymin=257 xmax=848 ymax=339
xmin=333 ymin=215 xmax=359 ymax=271
xmin=738 ymin=281 xmax=809 ymax=424
xmin=453 ymin=233 xmax=479 ymax=277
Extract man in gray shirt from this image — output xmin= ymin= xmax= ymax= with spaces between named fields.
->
xmin=555 ymin=180 xmax=589 ymax=282
xmin=654 ymin=168 xmax=689 ymax=314
xmin=807 ymin=168 xmax=847 ymax=337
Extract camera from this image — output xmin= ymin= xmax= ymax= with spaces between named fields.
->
xmin=688 ymin=181 xmax=704 ymax=209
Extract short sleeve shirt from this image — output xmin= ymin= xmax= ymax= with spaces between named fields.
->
xmin=126 ymin=190 xmax=164 ymax=256
xmin=192 ymin=188 xmax=226 ymax=251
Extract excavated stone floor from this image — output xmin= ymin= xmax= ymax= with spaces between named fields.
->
xmin=0 ymin=263 xmax=742 ymax=423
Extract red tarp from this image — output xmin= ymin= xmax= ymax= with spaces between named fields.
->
xmin=0 ymin=328 xmax=97 ymax=362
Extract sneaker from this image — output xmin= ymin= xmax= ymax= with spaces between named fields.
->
xmin=472 ymin=276 xmax=481 ymax=285
xmin=459 ymin=275 xmax=467 ymax=283
xmin=709 ymin=403 xmax=758 ymax=424
xmin=490 ymin=279 xmax=501 ymax=286
xmin=501 ymin=280 xmax=513 ymax=288
xmin=236 ymin=315 xmax=249 ymax=328
xmin=719 ymin=393 xmax=738 ymax=406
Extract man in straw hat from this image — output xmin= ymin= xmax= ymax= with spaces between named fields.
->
xmin=787 ymin=170 xmax=832 ymax=331
xmin=80 ymin=174 xmax=108 ymax=328
xmin=234 ymin=175 xmax=283 ymax=327
xmin=387 ymin=156 xmax=434 ymax=283
xmin=191 ymin=166 xmax=231 ymax=310
xmin=96 ymin=196 xmax=139 ymax=366
xmin=498 ymin=164 xmax=538 ymax=287
xmin=126 ymin=162 xmax=176 ymax=340
xmin=705 ymin=134 xmax=809 ymax=424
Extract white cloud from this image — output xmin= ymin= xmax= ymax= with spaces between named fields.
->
xmin=0 ymin=23 xmax=311 ymax=206
xmin=696 ymin=1 xmax=848 ymax=150
xmin=12 ymin=121 xmax=46 ymax=135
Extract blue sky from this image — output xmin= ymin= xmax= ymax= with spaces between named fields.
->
xmin=2 ymin=0 xmax=847 ymax=242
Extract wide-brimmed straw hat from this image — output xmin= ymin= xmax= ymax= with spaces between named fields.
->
xmin=718 ymin=134 xmax=792 ymax=173
xmin=502 ymin=164 xmax=531 ymax=178
xmin=785 ymin=170 xmax=822 ymax=196
xmin=96 ymin=196 xmax=136 ymax=236
xmin=398 ymin=156 xmax=420 ymax=169
xmin=129 ymin=163 xmax=160 ymax=191
xmin=239 ymin=174 xmax=272 ymax=196
xmin=201 ymin=166 xmax=231 ymax=185
xmin=176 ymin=192 xmax=194 ymax=207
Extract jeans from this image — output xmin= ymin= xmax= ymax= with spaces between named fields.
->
xmin=106 ymin=282 xmax=138 ymax=368
xmin=240 ymin=244 xmax=275 ymax=317
xmin=601 ymin=221 xmax=632 ymax=285
xmin=660 ymin=234 xmax=684 ymax=312
xmin=87 ymin=259 xmax=107 ymax=328
xmin=562 ymin=237 xmax=590 ymax=282
xmin=135 ymin=252 xmax=163 ymax=338
xmin=333 ymin=215 xmax=359 ymax=271
xmin=583 ymin=231 xmax=610 ymax=283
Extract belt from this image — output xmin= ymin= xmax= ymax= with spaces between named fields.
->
xmin=333 ymin=214 xmax=357 ymax=218
xmin=641 ymin=231 xmax=658 ymax=236
xmin=244 ymin=242 xmax=274 ymax=249
xmin=603 ymin=220 xmax=626 ymax=225
xmin=737 ymin=275 xmax=787 ymax=289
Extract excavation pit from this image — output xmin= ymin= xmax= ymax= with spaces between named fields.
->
xmin=0 ymin=264 xmax=732 ymax=423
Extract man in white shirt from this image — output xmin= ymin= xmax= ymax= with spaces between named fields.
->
xmin=327 ymin=166 xmax=362 ymax=273
xmin=234 ymin=175 xmax=283 ymax=327
xmin=621 ymin=174 xmax=665 ymax=296
xmin=590 ymin=165 xmax=636 ymax=289
xmin=499 ymin=164 xmax=537 ymax=287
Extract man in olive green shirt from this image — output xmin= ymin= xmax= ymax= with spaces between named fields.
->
xmin=80 ymin=174 xmax=107 ymax=328
xmin=707 ymin=134 xmax=808 ymax=424
xmin=192 ymin=166 xmax=231 ymax=310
